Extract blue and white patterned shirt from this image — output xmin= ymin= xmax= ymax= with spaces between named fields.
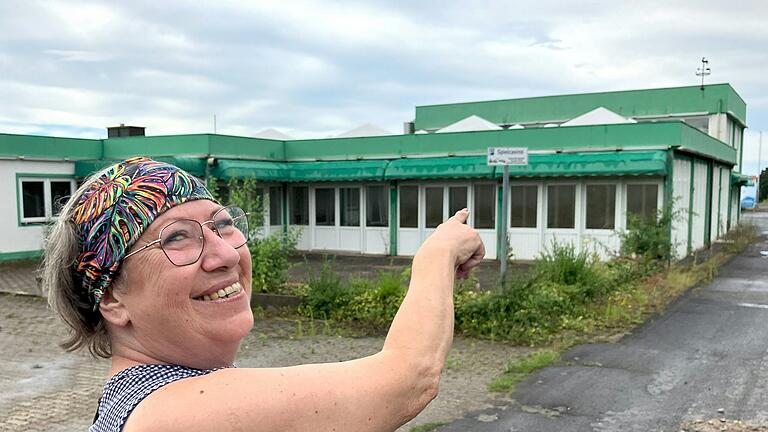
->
xmin=90 ymin=364 xmax=220 ymax=432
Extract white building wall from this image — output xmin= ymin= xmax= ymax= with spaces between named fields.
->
xmin=718 ymin=168 xmax=730 ymax=237
xmin=691 ymin=161 xmax=708 ymax=251
xmin=709 ymin=167 xmax=722 ymax=243
xmin=1 ymin=160 xmax=75 ymax=255
xmin=671 ymin=158 xmax=692 ymax=259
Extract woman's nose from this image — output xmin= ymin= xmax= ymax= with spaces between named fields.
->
xmin=199 ymin=225 xmax=241 ymax=271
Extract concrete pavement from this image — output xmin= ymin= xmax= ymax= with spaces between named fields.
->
xmin=441 ymin=212 xmax=768 ymax=432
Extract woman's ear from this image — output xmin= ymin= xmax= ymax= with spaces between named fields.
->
xmin=99 ymin=288 xmax=130 ymax=327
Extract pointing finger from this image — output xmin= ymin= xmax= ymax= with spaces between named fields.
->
xmin=450 ymin=208 xmax=469 ymax=224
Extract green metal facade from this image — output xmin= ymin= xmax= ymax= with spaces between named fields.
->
xmin=415 ymin=83 xmax=746 ymax=130
xmin=1 ymin=122 xmax=737 ymax=176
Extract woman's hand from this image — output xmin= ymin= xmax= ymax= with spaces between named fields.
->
xmin=418 ymin=208 xmax=485 ymax=279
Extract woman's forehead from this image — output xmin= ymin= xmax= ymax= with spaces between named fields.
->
xmin=146 ymin=200 xmax=222 ymax=236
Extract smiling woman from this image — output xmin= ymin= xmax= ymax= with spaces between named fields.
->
xmin=41 ymin=157 xmax=485 ymax=432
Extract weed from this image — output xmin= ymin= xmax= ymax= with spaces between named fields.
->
xmin=410 ymin=422 xmax=448 ymax=432
xmin=488 ymin=350 xmax=560 ymax=393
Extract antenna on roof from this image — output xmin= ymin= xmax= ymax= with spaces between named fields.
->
xmin=696 ymin=57 xmax=711 ymax=90
xmin=213 ymin=114 xmax=217 ymax=134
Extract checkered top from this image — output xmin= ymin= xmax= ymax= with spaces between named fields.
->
xmin=90 ymin=364 xmax=219 ymax=432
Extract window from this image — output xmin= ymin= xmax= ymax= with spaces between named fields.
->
xmin=340 ymin=187 xmax=360 ymax=227
xmin=449 ymin=187 xmax=467 ymax=216
xmin=473 ymin=184 xmax=495 ymax=229
xmin=425 ymin=187 xmax=443 ymax=228
xmin=18 ymin=177 xmax=75 ymax=223
xmin=683 ymin=116 xmax=709 ymax=134
xmin=366 ymin=185 xmax=388 ymax=227
xmin=399 ymin=186 xmax=418 ymax=228
xmin=510 ymin=185 xmax=537 ymax=228
xmin=315 ymin=188 xmax=335 ymax=226
xmin=627 ymin=184 xmax=658 ymax=223
xmin=547 ymin=185 xmax=576 ymax=229
xmin=269 ymin=186 xmax=282 ymax=225
xmin=586 ymin=184 xmax=616 ymax=229
xmin=290 ymin=187 xmax=308 ymax=225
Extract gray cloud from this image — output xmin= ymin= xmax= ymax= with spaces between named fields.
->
xmin=0 ymin=0 xmax=766 ymax=160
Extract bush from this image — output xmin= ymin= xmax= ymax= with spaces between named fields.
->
xmin=455 ymin=242 xmax=637 ymax=344
xmin=619 ymin=204 xmax=676 ymax=264
xmin=250 ymin=230 xmax=299 ymax=293
xmin=303 ymin=260 xmax=354 ymax=316
xmin=301 ymin=266 xmax=409 ymax=332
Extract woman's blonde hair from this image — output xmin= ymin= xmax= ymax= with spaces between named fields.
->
xmin=42 ymin=168 xmax=116 ymax=358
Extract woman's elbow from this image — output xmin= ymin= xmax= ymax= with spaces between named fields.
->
xmin=405 ymin=365 xmax=442 ymax=419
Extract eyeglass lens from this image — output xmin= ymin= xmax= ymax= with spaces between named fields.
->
xmin=159 ymin=206 xmax=249 ymax=266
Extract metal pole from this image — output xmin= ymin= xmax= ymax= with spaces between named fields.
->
xmin=500 ymin=164 xmax=510 ymax=286
xmin=758 ymin=131 xmax=763 ymax=208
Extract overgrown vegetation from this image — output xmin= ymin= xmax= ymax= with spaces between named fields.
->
xmin=299 ymin=262 xmax=408 ymax=332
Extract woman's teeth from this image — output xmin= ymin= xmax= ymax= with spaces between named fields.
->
xmin=196 ymin=282 xmax=242 ymax=301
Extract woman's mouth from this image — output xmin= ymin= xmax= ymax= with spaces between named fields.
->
xmin=193 ymin=282 xmax=242 ymax=301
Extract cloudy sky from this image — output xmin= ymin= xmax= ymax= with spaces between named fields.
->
xmin=2 ymin=0 xmax=768 ymax=178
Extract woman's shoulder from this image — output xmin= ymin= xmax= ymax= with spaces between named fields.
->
xmin=91 ymin=364 xmax=220 ymax=432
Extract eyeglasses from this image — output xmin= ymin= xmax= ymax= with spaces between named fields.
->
xmin=124 ymin=205 xmax=250 ymax=266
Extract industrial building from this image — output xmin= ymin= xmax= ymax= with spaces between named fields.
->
xmin=1 ymin=83 xmax=749 ymax=262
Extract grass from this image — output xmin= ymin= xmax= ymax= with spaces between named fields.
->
xmin=410 ymin=422 xmax=448 ymax=432
xmin=488 ymin=350 xmax=560 ymax=393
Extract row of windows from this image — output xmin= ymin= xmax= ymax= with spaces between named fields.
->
xmin=510 ymin=184 xmax=658 ymax=229
xmin=18 ymin=179 xmax=659 ymax=232
xmin=289 ymin=186 xmax=389 ymax=227
xmin=283 ymin=183 xmax=658 ymax=230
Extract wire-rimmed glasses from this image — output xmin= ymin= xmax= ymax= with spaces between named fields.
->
xmin=124 ymin=205 xmax=249 ymax=266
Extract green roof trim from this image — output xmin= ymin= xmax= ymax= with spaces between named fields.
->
xmin=678 ymin=124 xmax=738 ymax=165
xmin=732 ymin=173 xmax=754 ymax=186
xmin=494 ymin=151 xmax=668 ymax=178
xmin=103 ymin=134 xmax=285 ymax=161
xmin=213 ymin=159 xmax=389 ymax=182
xmin=385 ymin=156 xmax=494 ymax=180
xmin=212 ymin=159 xmax=290 ymax=181
xmin=0 ymin=133 xmax=101 ymax=160
xmin=287 ymin=122 xmax=688 ymax=160
xmin=75 ymin=156 xmax=207 ymax=178
xmin=415 ymin=84 xmax=746 ymax=131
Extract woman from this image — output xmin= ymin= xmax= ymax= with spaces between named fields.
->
xmin=43 ymin=157 xmax=485 ymax=432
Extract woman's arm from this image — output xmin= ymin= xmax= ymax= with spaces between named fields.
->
xmin=125 ymin=209 xmax=484 ymax=432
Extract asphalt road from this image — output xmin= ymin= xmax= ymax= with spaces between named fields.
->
xmin=441 ymin=212 xmax=768 ymax=432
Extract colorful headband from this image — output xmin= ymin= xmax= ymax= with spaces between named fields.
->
xmin=71 ymin=157 xmax=217 ymax=309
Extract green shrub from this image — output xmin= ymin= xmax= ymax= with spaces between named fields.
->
xmin=533 ymin=242 xmax=609 ymax=300
xmin=303 ymin=261 xmax=354 ymax=317
xmin=339 ymin=269 xmax=407 ymax=330
xmin=455 ymin=242 xmax=640 ymax=344
xmin=301 ymin=267 xmax=409 ymax=332
xmin=619 ymin=204 xmax=676 ymax=263
xmin=249 ymin=230 xmax=299 ymax=293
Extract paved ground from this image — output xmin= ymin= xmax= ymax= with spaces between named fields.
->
xmin=0 ymin=276 xmax=530 ymax=431
xmin=440 ymin=211 xmax=768 ymax=432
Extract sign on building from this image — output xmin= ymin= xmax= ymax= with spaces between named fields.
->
xmin=487 ymin=147 xmax=528 ymax=166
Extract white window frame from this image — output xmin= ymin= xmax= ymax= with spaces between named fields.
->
xmin=623 ymin=180 xmax=663 ymax=228
xmin=18 ymin=177 xmax=76 ymax=224
xmin=582 ymin=181 xmax=620 ymax=232
xmin=544 ymin=182 xmax=580 ymax=231
xmin=508 ymin=180 xmax=541 ymax=231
